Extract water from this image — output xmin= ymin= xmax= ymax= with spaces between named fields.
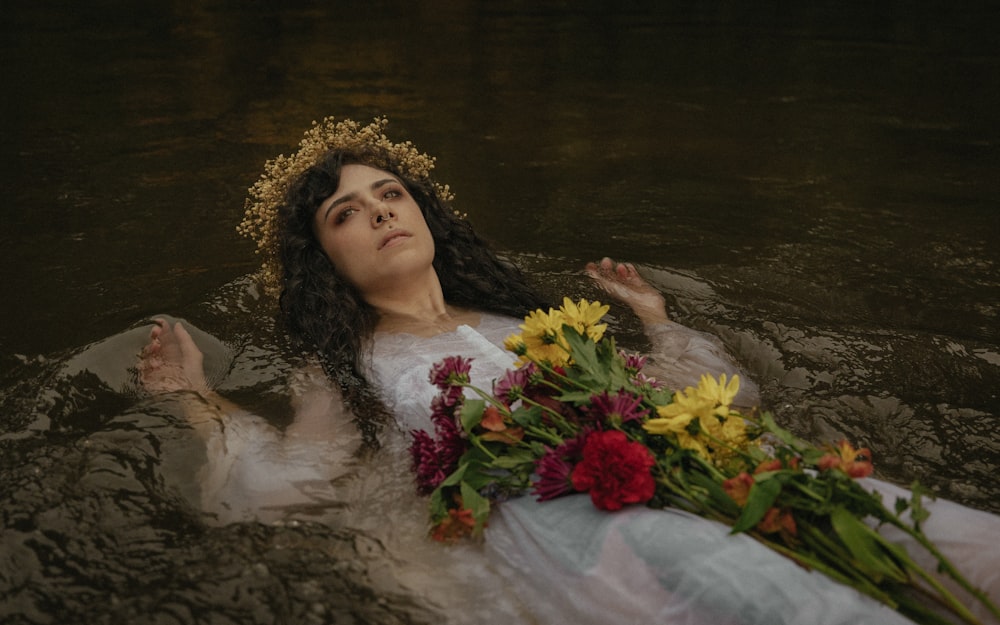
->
xmin=2 ymin=1 xmax=999 ymax=623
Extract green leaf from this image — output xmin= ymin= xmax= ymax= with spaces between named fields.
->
xmin=894 ymin=495 xmax=909 ymax=517
xmin=460 ymin=481 xmax=492 ymax=531
xmin=645 ymin=386 xmax=673 ymax=406
xmin=829 ymin=506 xmax=907 ymax=583
xmin=527 ymin=440 xmax=549 ymax=456
xmin=439 ymin=462 xmax=468 ymax=487
xmin=459 ymin=399 xmax=486 ymax=433
xmin=563 ymin=325 xmax=611 ymax=389
xmin=731 ymin=477 xmax=782 ymax=533
xmin=907 ymin=481 xmax=931 ymax=527
xmin=489 ymin=456 xmax=531 ymax=470
xmin=557 ymin=389 xmax=596 ymax=403
xmin=510 ymin=404 xmax=542 ymax=427
xmin=462 ymin=467 xmax=498 ymax=491
xmin=491 ymin=448 xmax=537 ymax=470
xmin=605 ymin=340 xmax=633 ymax=390
xmin=563 ymin=324 xmax=598 ymax=365
xmin=428 ymin=486 xmax=447 ymax=520
xmin=760 ymin=411 xmax=802 ymax=449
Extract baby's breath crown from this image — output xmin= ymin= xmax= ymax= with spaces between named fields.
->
xmin=237 ymin=116 xmax=454 ymax=294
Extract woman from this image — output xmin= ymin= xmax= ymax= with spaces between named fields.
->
xmin=142 ymin=118 xmax=998 ymax=625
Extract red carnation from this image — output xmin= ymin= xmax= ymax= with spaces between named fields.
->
xmin=571 ymin=430 xmax=656 ymax=511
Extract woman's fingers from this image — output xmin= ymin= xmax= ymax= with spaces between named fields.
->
xmin=173 ymin=322 xmax=208 ymax=390
xmin=585 ymin=257 xmax=669 ymax=325
xmin=173 ymin=322 xmax=201 ymax=362
xmin=138 ymin=319 xmax=209 ymax=393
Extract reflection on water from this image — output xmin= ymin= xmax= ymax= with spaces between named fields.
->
xmin=2 ymin=0 xmax=999 ymax=623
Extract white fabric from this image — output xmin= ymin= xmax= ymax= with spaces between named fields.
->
xmin=369 ymin=313 xmax=1000 ymax=625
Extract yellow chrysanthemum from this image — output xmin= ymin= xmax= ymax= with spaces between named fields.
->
xmin=700 ymin=411 xmax=751 ymax=465
xmin=558 ymin=298 xmax=610 ymax=342
xmin=675 ymin=431 xmax=711 ymax=458
xmin=511 ymin=308 xmax=570 ymax=367
xmin=503 ymin=333 xmax=527 ymax=356
xmin=693 ymin=373 xmax=740 ymax=417
xmin=645 ymin=386 xmax=715 ymax=436
xmin=644 ymin=373 xmax=748 ymax=464
xmin=715 ymin=413 xmax=749 ymax=446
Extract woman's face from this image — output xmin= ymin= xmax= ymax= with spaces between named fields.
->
xmin=313 ymin=164 xmax=435 ymax=296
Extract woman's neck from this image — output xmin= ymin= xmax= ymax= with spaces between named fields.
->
xmin=363 ymin=274 xmax=475 ymax=336
xmin=375 ymin=302 xmax=481 ymax=337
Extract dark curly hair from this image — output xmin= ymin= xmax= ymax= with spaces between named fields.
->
xmin=277 ymin=146 xmax=549 ymax=445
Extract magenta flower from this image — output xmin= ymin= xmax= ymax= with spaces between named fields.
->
xmin=410 ymin=410 xmax=468 ymax=494
xmin=493 ymin=362 xmax=538 ymax=404
xmin=429 ymin=356 xmax=473 ymax=389
xmin=409 ymin=430 xmax=445 ymax=494
xmin=588 ymin=390 xmax=649 ymax=425
xmin=532 ymin=433 xmax=588 ymax=501
xmin=631 ymin=372 xmax=664 ymax=390
xmin=410 ymin=383 xmax=472 ymax=495
xmin=619 ymin=350 xmax=648 ymax=373
xmin=432 ymin=384 xmax=466 ymax=409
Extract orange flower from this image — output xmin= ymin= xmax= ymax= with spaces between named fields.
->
xmin=481 ymin=427 xmax=525 ymax=444
xmin=479 ymin=405 xmax=525 ymax=444
xmin=758 ymin=507 xmax=797 ymax=537
xmin=818 ymin=440 xmax=873 ymax=478
xmin=754 ymin=459 xmax=784 ymax=474
xmin=480 ymin=405 xmax=506 ymax=431
xmin=723 ymin=472 xmax=755 ymax=507
xmin=431 ymin=507 xmax=478 ymax=542
xmin=754 ymin=456 xmax=800 ymax=474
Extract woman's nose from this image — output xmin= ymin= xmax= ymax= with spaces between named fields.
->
xmin=372 ymin=209 xmax=395 ymax=226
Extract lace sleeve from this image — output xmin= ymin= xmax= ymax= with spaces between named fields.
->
xmin=642 ymin=322 xmax=759 ymax=407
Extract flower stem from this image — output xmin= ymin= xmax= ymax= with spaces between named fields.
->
xmin=880 ymin=519 xmax=997 ymax=624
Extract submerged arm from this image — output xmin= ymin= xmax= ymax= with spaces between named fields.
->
xmin=585 ymin=257 xmax=759 ymax=406
xmin=139 ymin=318 xmax=352 ymax=437
xmin=138 ymin=318 xmax=241 ymax=437
xmin=138 ymin=318 xmax=361 ymax=522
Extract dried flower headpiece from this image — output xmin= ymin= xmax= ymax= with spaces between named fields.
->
xmin=237 ymin=116 xmax=455 ymax=295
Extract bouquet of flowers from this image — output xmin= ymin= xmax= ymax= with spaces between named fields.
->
xmin=408 ymin=298 xmax=998 ymax=625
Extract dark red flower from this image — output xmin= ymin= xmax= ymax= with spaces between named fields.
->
xmin=570 ymin=430 xmax=656 ymax=511
xmin=493 ymin=362 xmax=538 ymax=404
xmin=410 ymin=430 xmax=448 ymax=494
xmin=532 ymin=432 xmax=589 ymax=502
xmin=588 ymin=390 xmax=649 ymax=426
xmin=409 ymin=397 xmax=469 ymax=494
xmin=429 ymin=356 xmax=473 ymax=390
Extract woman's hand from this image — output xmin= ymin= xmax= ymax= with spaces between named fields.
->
xmin=585 ymin=257 xmax=669 ymax=326
xmin=139 ymin=318 xmax=210 ymax=394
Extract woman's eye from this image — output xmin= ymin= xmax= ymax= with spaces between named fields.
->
xmin=335 ymin=207 xmax=356 ymax=224
xmin=384 ymin=189 xmax=402 ymax=200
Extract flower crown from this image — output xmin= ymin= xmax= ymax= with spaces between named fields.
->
xmin=237 ymin=116 xmax=454 ymax=295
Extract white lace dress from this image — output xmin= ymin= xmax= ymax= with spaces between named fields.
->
xmin=369 ymin=313 xmax=1000 ymax=625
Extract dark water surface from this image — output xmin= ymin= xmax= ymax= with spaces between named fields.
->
xmin=2 ymin=1 xmax=999 ymax=623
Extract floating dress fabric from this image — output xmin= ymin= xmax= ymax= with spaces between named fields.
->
xmin=370 ymin=313 xmax=1000 ymax=625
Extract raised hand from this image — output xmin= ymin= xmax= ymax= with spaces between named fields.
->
xmin=585 ymin=257 xmax=669 ymax=325
xmin=138 ymin=318 xmax=209 ymax=394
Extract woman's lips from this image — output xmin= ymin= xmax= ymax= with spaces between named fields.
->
xmin=379 ymin=230 xmax=411 ymax=250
